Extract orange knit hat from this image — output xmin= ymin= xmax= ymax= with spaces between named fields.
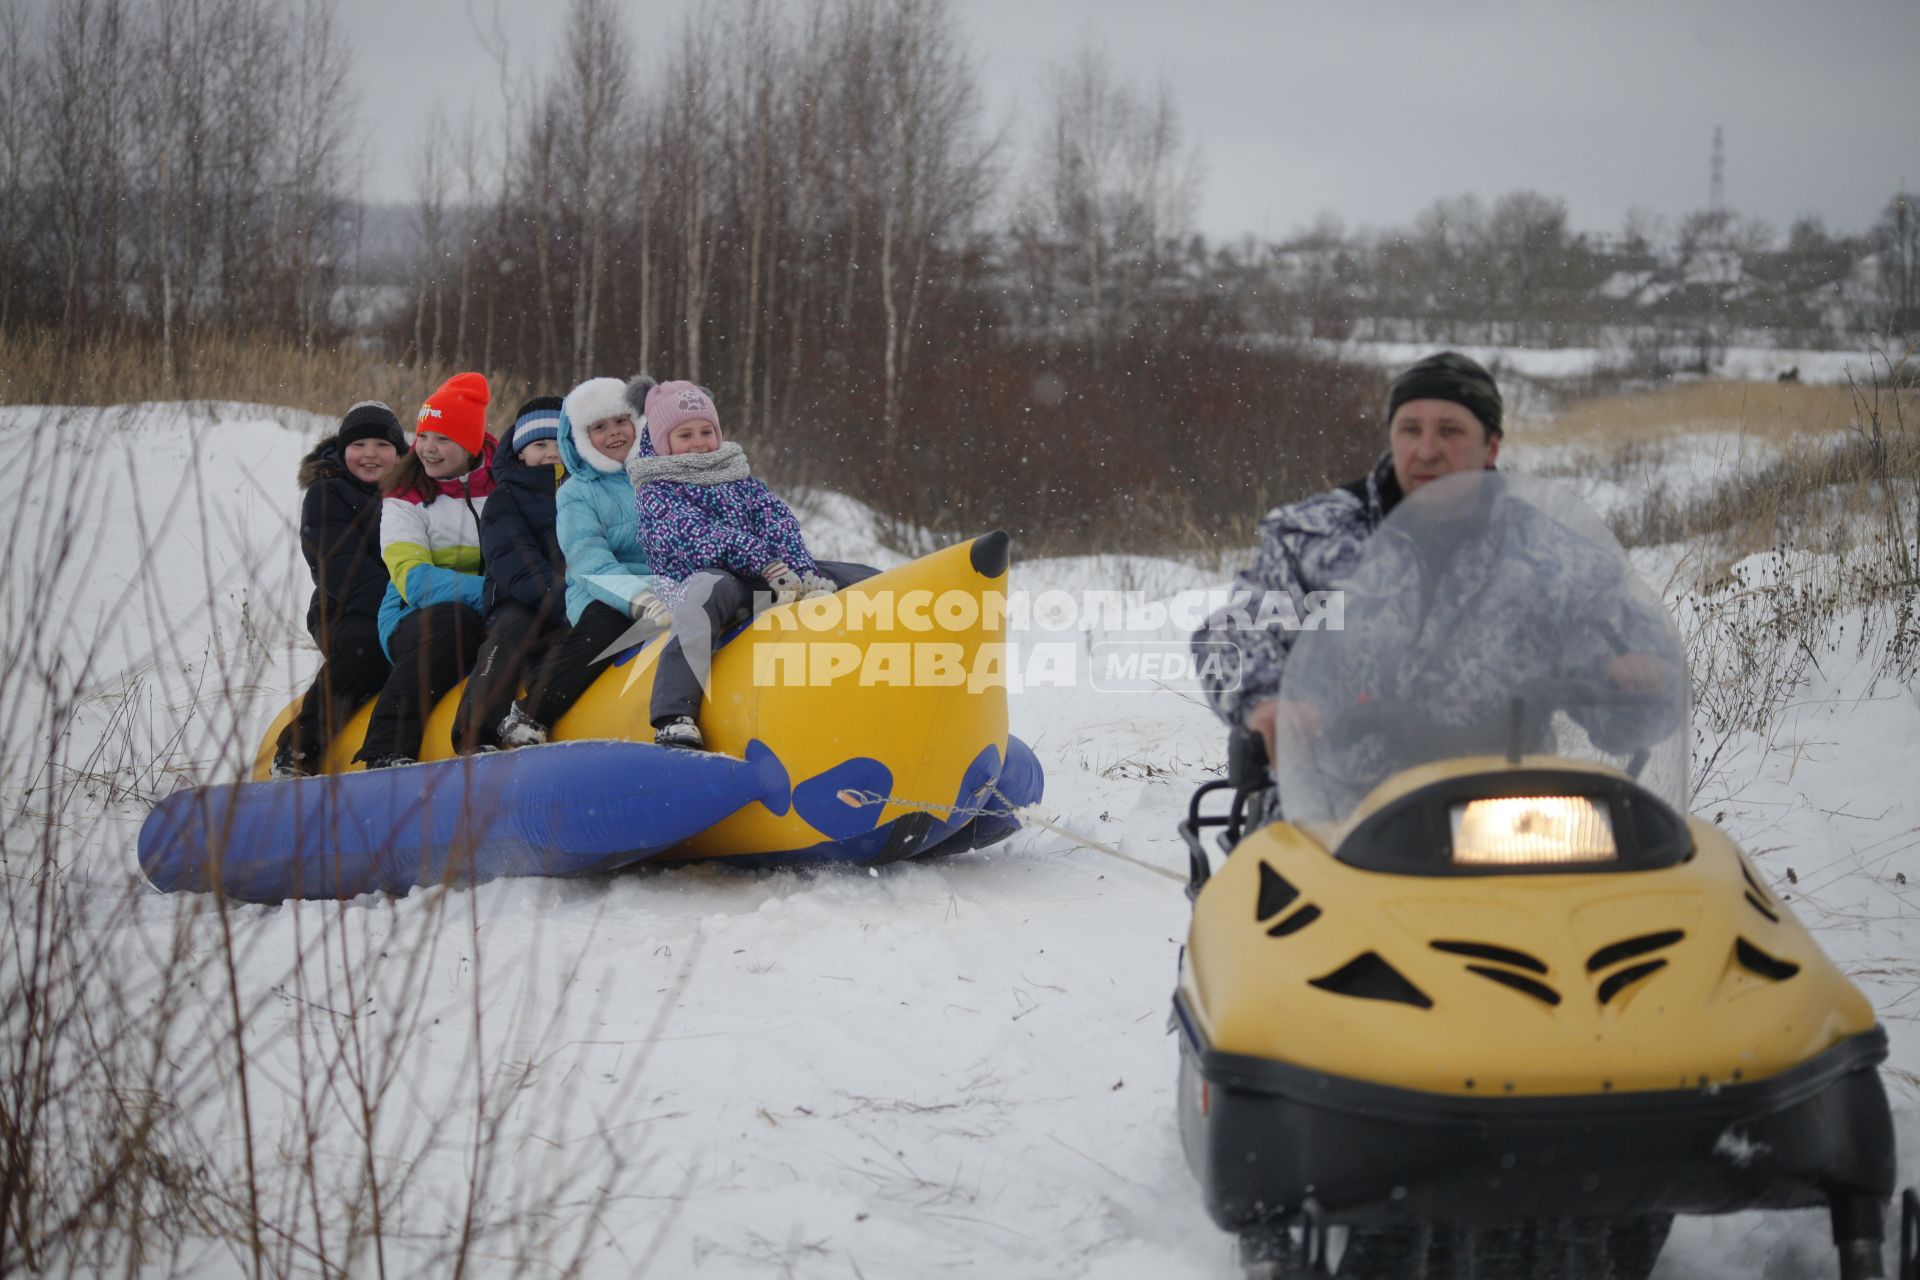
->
xmin=416 ymin=372 xmax=490 ymax=457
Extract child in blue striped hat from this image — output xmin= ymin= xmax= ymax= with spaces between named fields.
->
xmin=509 ymin=403 xmax=563 ymax=467
xmin=453 ymin=396 xmax=574 ymax=751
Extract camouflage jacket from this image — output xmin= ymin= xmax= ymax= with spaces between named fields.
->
xmin=1193 ymin=452 xmax=1402 ymax=727
xmin=1274 ymin=478 xmax=1687 ymax=818
xmin=1288 ymin=486 xmax=1683 ymax=750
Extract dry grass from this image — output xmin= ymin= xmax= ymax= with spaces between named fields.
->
xmin=1495 ymin=367 xmax=1919 ymax=797
xmin=1630 ymin=374 xmax=1920 ymax=802
xmin=1514 ymin=379 xmax=1864 ymax=445
xmin=1618 ymin=432 xmax=1917 ymax=556
xmin=0 ymin=328 xmax=532 ymax=430
xmin=1610 ymin=376 xmax=1919 ymax=561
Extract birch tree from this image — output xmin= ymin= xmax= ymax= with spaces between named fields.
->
xmin=1011 ymin=39 xmax=1195 ymax=357
xmin=555 ymin=0 xmax=630 ymax=377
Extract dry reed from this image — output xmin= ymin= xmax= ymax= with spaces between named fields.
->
xmin=1515 ymin=379 xmax=1864 ymax=445
xmin=0 ymin=329 xmax=533 ymax=430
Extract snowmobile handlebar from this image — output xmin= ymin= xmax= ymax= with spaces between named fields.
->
xmin=1182 ymin=730 xmax=1283 ymax=902
xmin=1226 ymin=725 xmax=1270 ymax=792
xmin=1311 ymin=675 xmax=1669 ymax=783
xmin=1179 ymin=780 xmax=1237 ymax=902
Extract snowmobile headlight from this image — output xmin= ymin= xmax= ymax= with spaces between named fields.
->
xmin=1449 ymin=797 xmax=1617 ymax=867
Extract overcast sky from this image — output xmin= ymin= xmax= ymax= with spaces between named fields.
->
xmin=334 ymin=0 xmax=1920 ymax=242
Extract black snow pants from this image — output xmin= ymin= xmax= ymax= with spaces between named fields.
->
xmin=521 ymin=600 xmax=656 ymax=731
xmin=355 ymin=602 xmax=484 ymax=763
xmin=275 ymin=611 xmax=390 ymax=772
xmin=453 ymin=601 xmax=571 ymax=749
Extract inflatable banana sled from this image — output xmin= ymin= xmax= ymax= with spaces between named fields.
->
xmin=140 ymin=533 xmax=1043 ymax=901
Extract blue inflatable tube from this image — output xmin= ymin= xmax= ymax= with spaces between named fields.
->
xmin=718 ymin=734 xmax=1044 ymax=869
xmin=138 ymin=735 xmax=1044 ymax=902
xmin=923 ymin=732 xmax=1043 ymax=855
xmin=139 ymin=740 xmax=792 ymax=901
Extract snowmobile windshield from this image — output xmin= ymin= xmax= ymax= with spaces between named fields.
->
xmin=1273 ymin=472 xmax=1689 ymax=825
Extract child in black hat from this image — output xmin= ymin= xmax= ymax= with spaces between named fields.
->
xmin=272 ymin=401 xmax=409 ymax=776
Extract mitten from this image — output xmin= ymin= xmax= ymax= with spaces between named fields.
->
xmin=798 ymin=574 xmax=837 ymax=600
xmin=764 ymin=562 xmax=804 ymax=605
xmin=629 ymin=592 xmax=670 ymax=624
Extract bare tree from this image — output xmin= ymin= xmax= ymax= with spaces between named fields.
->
xmin=826 ymin=0 xmax=882 ymax=342
xmin=1011 ymin=37 xmax=1195 ymax=358
xmin=718 ymin=0 xmax=785 ymax=432
xmin=411 ymin=106 xmax=452 ymax=369
xmin=210 ymin=0 xmax=287 ymax=332
xmin=554 ymin=0 xmax=631 ymax=377
xmin=631 ymin=99 xmax=660 ymax=376
xmin=40 ymin=0 xmax=119 ymax=337
xmin=1754 ymin=215 xmax=1861 ymax=347
xmin=1261 ymin=212 xmax=1359 ymax=341
xmin=870 ymin=0 xmax=994 ymax=438
xmin=0 ymin=0 xmax=37 ymax=331
xmin=521 ymin=97 xmax=562 ymax=380
xmin=281 ymin=0 xmax=354 ymax=348
xmin=1871 ymin=190 xmax=1919 ymax=335
xmin=452 ymin=112 xmax=488 ymax=366
xmin=93 ymin=0 xmax=130 ymax=340
xmin=665 ymin=15 xmax=719 ymax=382
xmin=1484 ymin=190 xmax=1591 ymax=344
xmin=1616 ymin=206 xmax=1666 ymax=270
xmin=469 ymin=0 xmax=530 ymax=374
xmin=18 ymin=0 xmax=356 ymax=356
xmin=1408 ymin=194 xmax=1491 ymax=342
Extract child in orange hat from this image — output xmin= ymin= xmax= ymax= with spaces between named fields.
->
xmin=355 ymin=372 xmax=499 ymax=769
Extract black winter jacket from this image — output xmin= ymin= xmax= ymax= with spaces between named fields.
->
xmin=480 ymin=443 xmax=567 ymax=626
xmin=296 ymin=441 xmax=390 ymax=633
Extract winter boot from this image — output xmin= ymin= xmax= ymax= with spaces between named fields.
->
xmin=653 ymin=716 xmax=704 ymax=751
xmin=269 ymin=746 xmax=311 ymax=780
xmin=496 ymin=702 xmax=549 ymax=748
xmin=363 ymin=754 xmax=415 ymax=770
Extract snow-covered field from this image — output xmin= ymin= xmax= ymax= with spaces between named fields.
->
xmin=1 ymin=400 xmax=1915 ymax=1278
xmin=1320 ymin=338 xmax=1897 ymax=388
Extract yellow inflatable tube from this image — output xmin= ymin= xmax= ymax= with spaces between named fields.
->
xmin=250 ymin=533 xmax=1020 ymax=862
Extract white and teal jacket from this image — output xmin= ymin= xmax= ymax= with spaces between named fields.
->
xmin=375 ymin=437 xmax=498 ymax=655
xmin=555 ymin=405 xmax=665 ymax=624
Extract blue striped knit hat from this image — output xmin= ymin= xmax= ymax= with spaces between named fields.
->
xmin=510 ymin=395 xmax=564 ymax=456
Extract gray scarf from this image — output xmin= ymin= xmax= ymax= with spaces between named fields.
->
xmin=625 ymin=441 xmax=751 ymax=487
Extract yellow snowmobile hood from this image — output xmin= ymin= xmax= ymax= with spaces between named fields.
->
xmin=1180 ymin=756 xmax=1879 ymax=1097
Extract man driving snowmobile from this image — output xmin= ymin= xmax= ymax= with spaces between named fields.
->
xmin=1271 ymin=468 xmax=1687 ymax=820
xmin=1195 ymin=351 xmax=1678 ymax=774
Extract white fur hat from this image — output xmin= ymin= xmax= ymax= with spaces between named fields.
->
xmin=563 ymin=377 xmax=635 ymax=475
xmin=563 ymin=377 xmax=630 ymax=432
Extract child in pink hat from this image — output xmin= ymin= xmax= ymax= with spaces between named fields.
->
xmin=628 ymin=380 xmax=872 ymax=749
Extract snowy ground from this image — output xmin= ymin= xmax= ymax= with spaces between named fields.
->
xmin=1 ymin=400 xmax=1915 ymax=1278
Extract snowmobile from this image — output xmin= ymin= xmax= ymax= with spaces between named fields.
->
xmin=1173 ymin=473 xmax=1914 ymax=1279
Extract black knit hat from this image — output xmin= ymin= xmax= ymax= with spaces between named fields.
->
xmin=336 ymin=400 xmax=408 ymax=452
xmin=1388 ymin=351 xmax=1503 ymax=438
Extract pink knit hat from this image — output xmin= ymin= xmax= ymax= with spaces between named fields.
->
xmin=645 ymin=381 xmax=722 ymax=455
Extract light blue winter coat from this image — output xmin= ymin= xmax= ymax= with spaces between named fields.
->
xmin=555 ymin=405 xmax=662 ymax=624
